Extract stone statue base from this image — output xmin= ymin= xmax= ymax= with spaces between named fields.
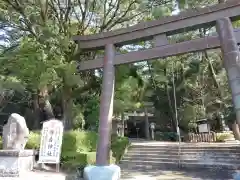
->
xmin=0 ymin=150 xmax=35 ymax=177
xmin=83 ymin=164 xmax=121 ymax=180
xmin=234 ymin=172 xmax=240 ymax=180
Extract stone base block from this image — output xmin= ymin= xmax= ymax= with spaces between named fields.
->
xmin=0 ymin=149 xmax=35 ymax=177
xmin=234 ymin=172 xmax=240 ymax=180
xmin=83 ymin=164 xmax=121 ymax=180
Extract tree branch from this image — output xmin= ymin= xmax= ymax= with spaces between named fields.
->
xmin=82 ymin=0 xmax=97 ymax=34
xmin=3 ymin=0 xmax=38 ymax=38
xmin=100 ymin=0 xmax=121 ymax=31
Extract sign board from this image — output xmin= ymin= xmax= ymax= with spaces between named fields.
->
xmin=38 ymin=119 xmax=64 ymax=164
xmin=198 ymin=123 xmax=208 ymax=133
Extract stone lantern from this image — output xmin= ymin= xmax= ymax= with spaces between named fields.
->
xmin=150 ymin=122 xmax=156 ymax=140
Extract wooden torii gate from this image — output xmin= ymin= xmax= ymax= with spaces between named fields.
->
xmin=73 ymin=0 xmax=240 ymax=166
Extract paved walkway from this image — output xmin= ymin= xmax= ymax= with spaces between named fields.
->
xmin=0 ymin=168 xmax=236 ymax=180
xmin=0 ymin=171 xmax=68 ymax=180
xmin=121 ymin=169 xmax=237 ymax=180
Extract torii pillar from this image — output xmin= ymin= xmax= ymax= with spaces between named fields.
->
xmin=216 ymin=18 xmax=240 ymax=126
xmin=83 ymin=44 xmax=121 ymax=180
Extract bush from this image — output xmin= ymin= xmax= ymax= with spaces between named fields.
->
xmin=1 ymin=130 xmax=129 ymax=170
xmin=61 ymin=130 xmax=97 ymax=158
xmin=216 ymin=132 xmax=234 ymax=142
xmin=24 ymin=130 xmax=97 ymax=158
xmin=25 ymin=131 xmax=41 ymax=149
xmin=62 ymin=151 xmax=115 ymax=175
xmin=155 ymin=132 xmax=178 ymax=141
xmin=62 ymin=151 xmax=97 ymax=170
xmin=111 ymin=135 xmax=130 ymax=162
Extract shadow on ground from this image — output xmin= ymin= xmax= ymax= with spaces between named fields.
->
xmin=61 ymin=166 xmax=237 ymax=180
xmin=120 ymin=167 xmax=236 ymax=180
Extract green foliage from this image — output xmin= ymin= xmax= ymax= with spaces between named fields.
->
xmin=155 ymin=132 xmax=178 ymax=141
xmin=152 ymin=5 xmax=172 ymax=19
xmin=25 ymin=131 xmax=41 ymax=149
xmin=114 ymin=65 xmax=145 ymax=115
xmin=0 ymin=0 xmax=238 ymax=136
xmin=61 ymin=151 xmax=97 ymax=170
xmin=0 ymin=0 xmax=151 ymax=129
xmin=72 ymin=104 xmax=85 ymax=129
xmin=21 ymin=130 xmax=129 ymax=170
xmin=179 ymin=104 xmax=205 ymax=131
xmin=61 ymin=151 xmax=116 ymax=172
xmin=216 ymin=132 xmax=234 ymax=142
xmin=61 ymin=131 xmax=98 ymax=155
xmin=84 ymin=97 xmax=100 ymax=130
xmin=111 ymin=135 xmax=130 ymax=162
xmin=0 ymin=76 xmax=25 ymax=93
xmin=24 ymin=131 xmax=130 ymax=162
xmin=24 ymin=130 xmax=98 ymax=157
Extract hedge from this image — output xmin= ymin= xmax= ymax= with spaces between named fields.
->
xmin=111 ymin=134 xmax=130 ymax=162
xmin=25 ymin=131 xmax=41 ymax=149
xmin=61 ymin=151 xmax=97 ymax=170
xmin=216 ymin=132 xmax=234 ymax=142
xmin=1 ymin=130 xmax=130 ymax=170
xmin=155 ymin=132 xmax=178 ymax=141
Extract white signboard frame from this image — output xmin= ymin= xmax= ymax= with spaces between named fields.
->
xmin=198 ymin=123 xmax=209 ymax=133
xmin=38 ymin=119 xmax=64 ymax=171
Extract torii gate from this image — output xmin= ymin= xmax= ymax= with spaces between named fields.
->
xmin=73 ymin=0 xmax=240 ymax=179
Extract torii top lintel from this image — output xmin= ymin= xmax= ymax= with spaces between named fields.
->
xmin=73 ymin=0 xmax=240 ymax=51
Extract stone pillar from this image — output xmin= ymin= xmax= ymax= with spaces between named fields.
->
xmin=216 ymin=18 xmax=240 ymax=125
xmin=96 ymin=44 xmax=115 ymax=165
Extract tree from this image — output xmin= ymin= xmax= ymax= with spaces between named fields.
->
xmin=0 ymin=0 xmax=164 ymax=129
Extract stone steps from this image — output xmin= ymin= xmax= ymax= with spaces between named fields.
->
xmin=123 ymin=155 xmax=240 ymax=161
xmin=126 ymin=151 xmax=240 ymax=156
xmin=121 ymin=158 xmax=240 ymax=164
xmin=129 ymin=146 xmax=240 ymax=150
xmin=120 ymin=142 xmax=240 ymax=170
xmin=120 ymin=159 xmax=240 ymax=170
xmin=128 ymin=148 xmax=240 ymax=154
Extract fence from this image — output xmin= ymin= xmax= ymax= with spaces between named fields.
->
xmin=186 ymin=132 xmax=217 ymax=142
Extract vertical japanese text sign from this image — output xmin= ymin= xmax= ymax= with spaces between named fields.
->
xmin=38 ymin=119 xmax=64 ymax=164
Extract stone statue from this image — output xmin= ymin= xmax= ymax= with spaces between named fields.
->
xmin=2 ymin=113 xmax=29 ymax=150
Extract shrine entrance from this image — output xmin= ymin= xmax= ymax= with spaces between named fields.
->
xmin=73 ymin=0 xmax=240 ymax=165
xmin=127 ymin=120 xmax=145 ymax=139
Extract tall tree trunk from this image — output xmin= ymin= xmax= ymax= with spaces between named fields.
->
xmin=62 ymin=86 xmax=73 ymax=130
xmin=120 ymin=113 xmax=125 ymax=137
xmin=144 ymin=107 xmax=150 ymax=140
xmin=38 ymin=86 xmax=55 ymax=120
xmin=32 ymin=92 xmax=41 ymax=129
xmin=164 ymin=68 xmax=175 ymax=131
xmin=232 ymin=120 xmax=240 ymax=140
